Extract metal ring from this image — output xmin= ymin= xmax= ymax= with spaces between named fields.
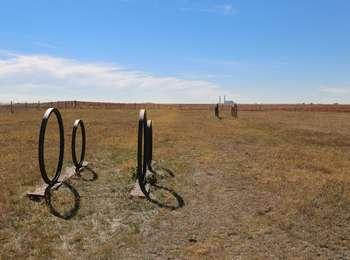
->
xmin=233 ymin=104 xmax=238 ymax=118
xmin=214 ymin=104 xmax=219 ymax=117
xmin=38 ymin=108 xmax=65 ymax=185
xmin=71 ymin=119 xmax=86 ymax=171
xmin=145 ymin=120 xmax=153 ymax=169
xmin=137 ymin=109 xmax=150 ymax=196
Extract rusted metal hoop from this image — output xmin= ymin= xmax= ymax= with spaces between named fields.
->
xmin=234 ymin=104 xmax=238 ymax=118
xmin=214 ymin=104 xmax=219 ymax=118
xmin=71 ymin=119 xmax=86 ymax=172
xmin=137 ymin=109 xmax=150 ymax=196
xmin=145 ymin=120 xmax=153 ymax=169
xmin=38 ymin=108 xmax=65 ymax=185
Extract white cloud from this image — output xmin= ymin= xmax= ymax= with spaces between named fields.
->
xmin=180 ymin=3 xmax=236 ymax=16
xmin=215 ymin=4 xmax=236 ymax=15
xmin=0 ymin=53 xmax=236 ymax=103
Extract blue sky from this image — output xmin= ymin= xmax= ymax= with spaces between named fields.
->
xmin=0 ymin=0 xmax=350 ymax=103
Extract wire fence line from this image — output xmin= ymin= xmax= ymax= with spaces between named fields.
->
xmin=0 ymin=101 xmax=223 ymax=113
xmin=1 ymin=101 xmax=349 ymax=113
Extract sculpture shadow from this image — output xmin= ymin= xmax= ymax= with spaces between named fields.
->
xmin=44 ymin=181 xmax=80 ymax=220
xmin=146 ymin=184 xmax=185 ymax=210
xmin=162 ymin=168 xmax=175 ymax=178
xmin=77 ymin=166 xmax=98 ymax=182
xmin=149 ymin=166 xmax=175 ymax=178
xmin=145 ymin=168 xmax=184 ymax=210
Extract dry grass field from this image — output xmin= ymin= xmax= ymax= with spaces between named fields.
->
xmin=1 ymin=107 xmax=350 ymax=259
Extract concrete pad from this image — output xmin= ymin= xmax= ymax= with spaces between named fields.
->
xmin=26 ymin=162 xmax=89 ymax=201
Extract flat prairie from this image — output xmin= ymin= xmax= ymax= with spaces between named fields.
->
xmin=1 ymin=107 xmax=350 ymax=259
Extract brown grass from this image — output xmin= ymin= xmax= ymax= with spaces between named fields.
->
xmin=1 ymin=107 xmax=350 ymax=258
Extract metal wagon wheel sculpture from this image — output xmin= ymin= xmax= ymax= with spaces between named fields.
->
xmin=137 ymin=109 xmax=152 ymax=196
xmin=71 ymin=119 xmax=86 ymax=173
xmin=214 ymin=103 xmax=219 ymax=118
xmin=145 ymin=119 xmax=153 ymax=170
xmin=38 ymin=108 xmax=65 ymax=186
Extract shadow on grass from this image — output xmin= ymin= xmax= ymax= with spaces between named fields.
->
xmin=44 ymin=181 xmax=80 ymax=220
xmin=145 ymin=167 xmax=184 ymax=210
xmin=149 ymin=166 xmax=175 ymax=178
xmin=78 ymin=166 xmax=98 ymax=182
xmin=147 ymin=184 xmax=185 ymax=210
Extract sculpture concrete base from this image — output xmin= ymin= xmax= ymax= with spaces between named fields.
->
xmin=130 ymin=181 xmax=150 ymax=198
xmin=27 ymin=161 xmax=89 ymax=201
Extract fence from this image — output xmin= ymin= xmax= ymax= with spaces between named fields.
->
xmin=1 ymin=101 xmax=350 ymax=113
